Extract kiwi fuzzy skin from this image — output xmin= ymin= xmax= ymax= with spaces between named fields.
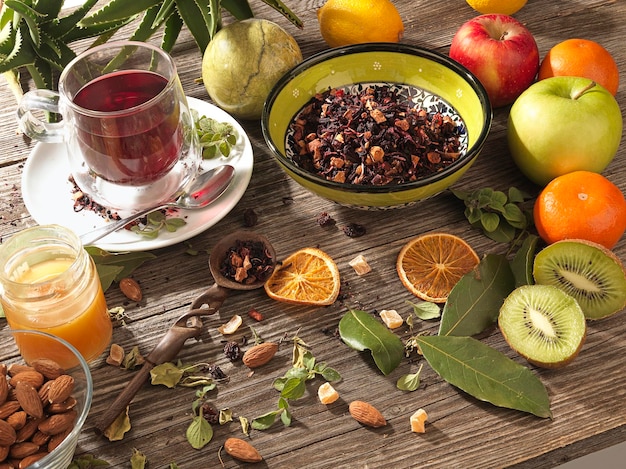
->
xmin=499 ymin=284 xmax=587 ymax=369
xmin=533 ymin=239 xmax=626 ymax=320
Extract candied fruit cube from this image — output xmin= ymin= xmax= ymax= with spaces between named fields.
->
xmin=410 ymin=408 xmax=428 ymax=433
xmin=318 ymin=382 xmax=339 ymax=405
xmin=380 ymin=309 xmax=403 ymax=329
xmin=349 ymin=254 xmax=372 ymax=275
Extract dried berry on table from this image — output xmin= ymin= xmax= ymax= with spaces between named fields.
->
xmin=317 ymin=211 xmax=336 ymax=227
xmin=248 ymin=308 xmax=264 ymax=321
xmin=287 ymin=84 xmax=464 ymax=186
xmin=219 ymin=239 xmax=275 ymax=284
xmin=223 ymin=341 xmax=242 ymax=361
xmin=343 ymin=223 xmax=366 ymax=238
xmin=243 ymin=208 xmax=258 ymax=227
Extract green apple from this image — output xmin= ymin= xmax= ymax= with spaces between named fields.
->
xmin=507 ymin=77 xmax=622 ymax=186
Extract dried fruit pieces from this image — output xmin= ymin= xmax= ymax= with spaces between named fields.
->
xmin=317 ymin=382 xmax=340 ymax=405
xmin=410 ymin=408 xmax=428 ymax=433
xmin=379 ymin=309 xmax=403 ymax=329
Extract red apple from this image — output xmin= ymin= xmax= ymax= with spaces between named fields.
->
xmin=449 ymin=14 xmax=539 ymax=108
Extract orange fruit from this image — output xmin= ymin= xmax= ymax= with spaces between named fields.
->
xmin=534 ymin=171 xmax=626 ymax=249
xmin=317 ymin=0 xmax=404 ymax=48
xmin=465 ymin=0 xmax=527 ymax=15
xmin=396 ymin=233 xmax=480 ymax=303
xmin=264 ymin=247 xmax=340 ymax=306
xmin=538 ymin=39 xmax=619 ymax=95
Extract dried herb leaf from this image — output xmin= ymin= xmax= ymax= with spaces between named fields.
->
xmin=86 ymin=247 xmax=156 ymax=292
xmin=439 ymin=254 xmax=515 ymax=337
xmin=251 ymin=410 xmax=281 ymax=430
xmin=104 ymin=406 xmax=132 ymax=441
xmin=339 ymin=309 xmax=404 ymax=375
xmin=417 ymin=335 xmax=552 ymax=418
xmin=510 ymin=234 xmax=539 ymax=287
xmin=150 ymin=362 xmax=184 ymax=388
xmin=407 ymin=300 xmax=441 ymax=320
xmin=130 ymin=448 xmax=147 ymax=469
xmin=239 ymin=416 xmax=250 ymax=436
xmin=186 ymin=415 xmax=213 ymax=449
xmin=68 ymin=454 xmax=111 ymax=469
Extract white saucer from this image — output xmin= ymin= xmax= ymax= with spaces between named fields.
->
xmin=22 ymin=97 xmax=253 ymax=251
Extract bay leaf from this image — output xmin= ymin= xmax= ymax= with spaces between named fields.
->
xmin=510 ymin=234 xmax=539 ymax=287
xmin=104 ymin=406 xmax=132 ymax=441
xmin=338 ymin=309 xmax=404 ymax=375
xmin=150 ymin=362 xmax=184 ymax=388
xmin=439 ymin=254 xmax=515 ymax=337
xmin=86 ymin=247 xmax=156 ymax=291
xmin=417 ymin=335 xmax=551 ymax=418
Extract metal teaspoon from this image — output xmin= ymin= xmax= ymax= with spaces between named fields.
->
xmin=79 ymin=164 xmax=235 ymax=246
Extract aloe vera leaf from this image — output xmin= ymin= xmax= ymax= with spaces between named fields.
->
xmin=417 ymin=335 xmax=552 ymax=418
xmin=63 ymin=17 xmax=134 ymax=43
xmin=5 ymin=0 xmax=43 ymax=48
xmin=31 ymin=0 xmax=64 ymax=18
xmin=260 ymin=0 xmax=303 ymax=28
xmin=161 ymin=10 xmax=183 ymax=52
xmin=439 ymin=254 xmax=515 ymax=337
xmin=81 ymin=0 xmax=160 ymax=25
xmin=220 ymin=0 xmax=253 ymax=20
xmin=47 ymin=0 xmax=100 ymax=38
xmin=0 ymin=26 xmax=37 ymax=73
xmin=510 ymin=234 xmax=539 ymax=288
xmin=175 ymin=0 xmax=211 ymax=52
xmin=153 ymin=0 xmax=176 ymax=28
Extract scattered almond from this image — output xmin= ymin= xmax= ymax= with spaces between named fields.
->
xmin=410 ymin=408 xmax=428 ymax=433
xmin=317 ymin=382 xmax=340 ymax=405
xmin=47 ymin=375 xmax=75 ymax=404
xmin=14 ymin=382 xmax=43 ymax=419
xmin=38 ymin=409 xmax=77 ymax=435
xmin=348 ymin=400 xmax=387 ymax=428
xmin=30 ymin=358 xmax=64 ymax=380
xmin=242 ymin=342 xmax=279 ymax=369
xmin=119 ymin=277 xmax=143 ymax=302
xmin=223 ymin=437 xmax=263 ymax=463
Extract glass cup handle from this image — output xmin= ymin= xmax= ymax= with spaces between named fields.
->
xmin=16 ymin=89 xmax=65 ymax=143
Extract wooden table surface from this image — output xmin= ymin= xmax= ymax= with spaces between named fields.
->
xmin=1 ymin=0 xmax=625 ymax=467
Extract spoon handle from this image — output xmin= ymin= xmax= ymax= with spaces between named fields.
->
xmin=79 ymin=203 xmax=169 ymax=246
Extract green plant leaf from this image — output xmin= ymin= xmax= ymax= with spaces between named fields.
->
xmin=480 ymin=212 xmax=500 ymax=232
xmin=439 ymin=254 xmax=515 ymax=337
xmin=406 ymin=300 xmax=441 ymax=320
xmin=251 ymin=410 xmax=280 ymax=430
xmin=260 ymin=0 xmax=303 ymax=28
xmin=416 ymin=335 xmax=552 ymax=418
xmin=150 ymin=362 xmax=184 ymax=388
xmin=81 ymin=0 xmax=160 ymax=25
xmin=510 ymin=234 xmax=539 ymax=287
xmin=396 ymin=363 xmax=423 ymax=391
xmin=338 ymin=309 xmax=404 ymax=375
xmin=161 ymin=8 xmax=183 ymax=52
xmin=86 ymin=247 xmax=156 ymax=290
xmin=280 ymin=377 xmax=306 ymax=400
xmin=175 ymin=0 xmax=212 ymax=52
xmin=186 ymin=415 xmax=213 ymax=449
xmin=221 ymin=0 xmax=253 ymax=19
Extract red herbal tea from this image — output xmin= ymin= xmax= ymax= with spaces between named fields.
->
xmin=73 ymin=70 xmax=183 ymax=185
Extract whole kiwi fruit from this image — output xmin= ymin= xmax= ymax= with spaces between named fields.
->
xmin=499 ymin=284 xmax=586 ymax=368
xmin=533 ymin=239 xmax=626 ymax=320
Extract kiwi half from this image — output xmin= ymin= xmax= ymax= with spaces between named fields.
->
xmin=499 ymin=284 xmax=586 ymax=368
xmin=533 ymin=239 xmax=626 ymax=320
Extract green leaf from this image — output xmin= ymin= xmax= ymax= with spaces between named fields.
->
xmin=439 ymin=254 xmax=515 ymax=337
xmin=251 ymin=410 xmax=280 ymax=430
xmin=338 ymin=309 xmax=404 ymax=375
xmin=480 ymin=212 xmax=500 ymax=232
xmin=510 ymin=234 xmax=539 ymax=288
xmin=407 ymin=300 xmax=441 ymax=320
xmin=502 ymin=203 xmax=528 ymax=228
xmin=221 ymin=0 xmax=253 ymax=20
xmin=508 ymin=186 xmax=530 ymax=204
xmin=280 ymin=377 xmax=306 ymax=400
xmin=81 ymin=0 xmax=160 ymax=25
xmin=150 ymin=362 xmax=184 ymax=388
xmin=280 ymin=406 xmax=292 ymax=426
xmin=416 ymin=335 xmax=552 ymax=418
xmin=86 ymin=247 xmax=156 ymax=285
xmin=320 ymin=366 xmax=341 ymax=382
xmin=260 ymin=0 xmax=303 ymax=28
xmin=186 ymin=415 xmax=213 ymax=449
xmin=175 ymin=0 xmax=211 ymax=52
xmin=396 ymin=363 xmax=423 ymax=391
xmin=93 ymin=263 xmax=123 ymax=293
xmin=161 ymin=9 xmax=183 ymax=52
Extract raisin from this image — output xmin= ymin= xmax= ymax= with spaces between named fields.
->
xmin=343 ymin=223 xmax=366 ymax=238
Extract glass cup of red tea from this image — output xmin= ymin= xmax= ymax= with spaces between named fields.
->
xmin=17 ymin=41 xmax=201 ymax=212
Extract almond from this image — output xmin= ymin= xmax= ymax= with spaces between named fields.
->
xmin=348 ymin=400 xmax=387 ymax=428
xmin=9 ymin=441 xmax=39 ymax=459
xmin=6 ymin=365 xmax=34 ymax=377
xmin=47 ymin=397 xmax=77 ymax=414
xmin=30 ymin=430 xmax=51 ymax=447
xmin=38 ymin=409 xmax=77 ymax=435
xmin=47 ymin=375 xmax=75 ymax=404
xmin=0 ymin=364 xmax=7 ymax=376
xmin=0 ymin=445 xmax=8 ymax=462
xmin=9 ymin=371 xmax=44 ymax=390
xmin=0 ymin=420 xmax=17 ymax=446
xmin=0 ymin=401 xmax=20 ymax=420
xmin=14 ymin=382 xmax=44 ymax=419
xmin=119 ymin=277 xmax=143 ymax=301
xmin=223 ymin=437 xmax=263 ymax=463
xmin=242 ymin=342 xmax=279 ymax=369
xmin=15 ymin=418 xmax=41 ymax=443
xmin=18 ymin=452 xmax=48 ymax=468
xmin=30 ymin=358 xmax=65 ymax=380
xmin=0 ymin=376 xmax=8 ymax=405
xmin=6 ymin=411 xmax=27 ymax=431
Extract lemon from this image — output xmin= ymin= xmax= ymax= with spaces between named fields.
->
xmin=317 ymin=0 xmax=404 ymax=48
xmin=465 ymin=0 xmax=527 ymax=15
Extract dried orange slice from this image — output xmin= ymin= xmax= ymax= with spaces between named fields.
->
xmin=396 ymin=233 xmax=479 ymax=303
xmin=264 ymin=247 xmax=340 ymax=306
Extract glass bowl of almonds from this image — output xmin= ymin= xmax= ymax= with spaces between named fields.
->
xmin=0 ymin=329 xmax=93 ymax=468
xmin=262 ymin=43 xmax=492 ymax=209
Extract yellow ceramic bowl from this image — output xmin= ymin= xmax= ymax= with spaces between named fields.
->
xmin=262 ymin=43 xmax=492 ymax=209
